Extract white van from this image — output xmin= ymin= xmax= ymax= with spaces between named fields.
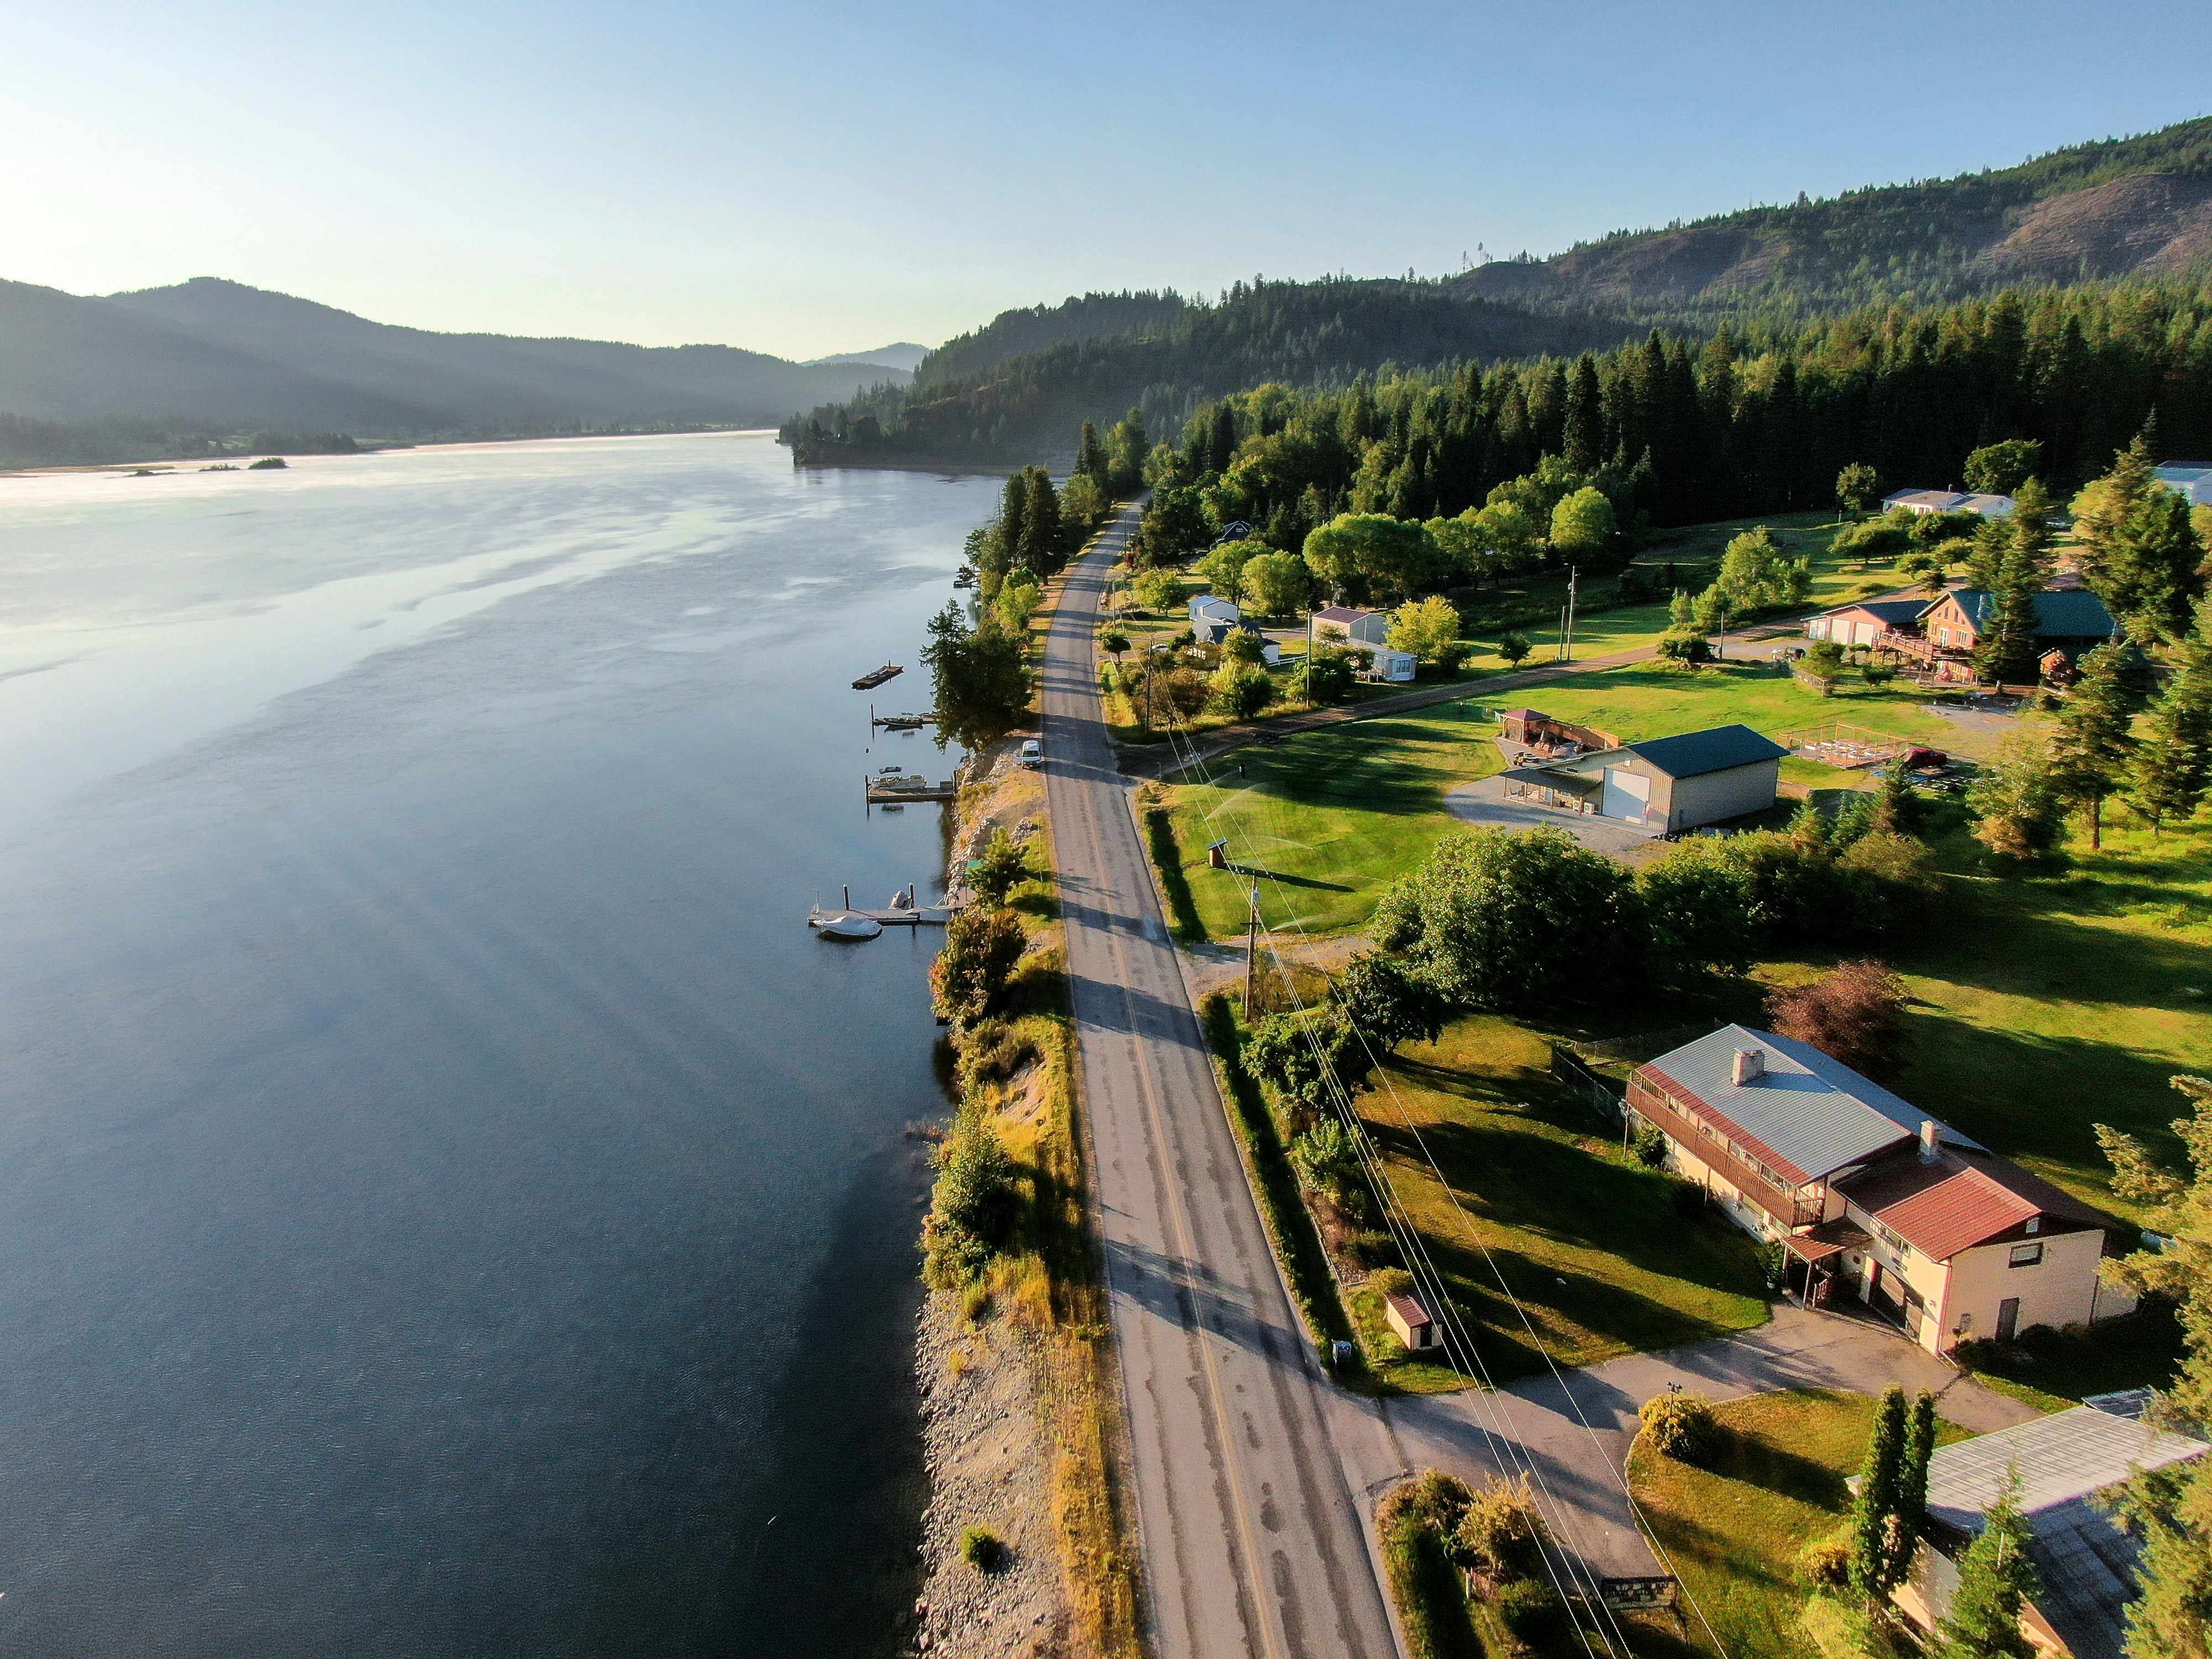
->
xmin=1019 ymin=739 xmax=1043 ymax=769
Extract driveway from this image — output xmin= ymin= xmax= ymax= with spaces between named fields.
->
xmin=1443 ymin=776 xmax=1660 ymax=857
xmin=1355 ymin=1298 xmax=2037 ymax=1590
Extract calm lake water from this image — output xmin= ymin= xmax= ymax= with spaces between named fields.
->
xmin=0 ymin=432 xmax=992 ymax=1656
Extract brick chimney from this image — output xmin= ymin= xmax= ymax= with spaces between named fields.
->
xmin=1919 ymin=1119 xmax=1940 ymax=1161
xmin=1732 ymin=1048 xmax=1764 ymax=1085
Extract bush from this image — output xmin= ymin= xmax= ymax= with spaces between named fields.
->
xmin=1211 ymin=661 xmax=1275 ymax=719
xmin=930 ymin=907 xmax=1029 ymax=1025
xmin=1639 ymin=1390 xmax=1721 ymax=1463
xmin=922 ymin=1100 xmax=1021 ymax=1286
xmin=1370 ymin=1266 xmax=1416 ymax=1301
xmin=1801 ymin=1534 xmax=1854 ymax=1590
xmin=1495 ymin=1580 xmax=1566 ymax=1645
xmin=967 ymin=827 xmax=1034 ymax=909
xmin=1632 ymin=1124 xmax=1670 ymax=1168
xmin=1453 ymin=1475 xmax=1550 ymax=1582
xmin=958 ymin=1525 xmax=1006 ymax=1571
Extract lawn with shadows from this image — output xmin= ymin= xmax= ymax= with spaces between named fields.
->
xmin=1164 ymin=701 xmax=1507 ymax=938
xmin=1626 ymin=1390 xmax=1973 ymax=1659
xmin=1353 ymin=1013 xmax=1770 ymax=1380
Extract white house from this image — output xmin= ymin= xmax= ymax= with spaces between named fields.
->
xmin=1190 ymin=595 xmax=1241 ymax=628
xmin=1311 ymin=605 xmax=1391 ymax=646
xmin=2154 ymin=462 xmax=2212 ymax=507
xmin=1363 ymin=646 xmax=1417 ymax=682
xmin=1883 ymin=489 xmax=2015 ymax=518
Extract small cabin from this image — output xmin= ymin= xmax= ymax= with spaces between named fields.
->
xmin=1384 ymin=1291 xmax=1441 ymax=1353
xmin=1190 ymin=595 xmax=1241 ymax=627
xmin=1803 ymin=598 xmax=1927 ymax=648
xmin=1364 ymin=646 xmax=1417 ymax=683
xmin=1882 ymin=489 xmax=2015 ymax=518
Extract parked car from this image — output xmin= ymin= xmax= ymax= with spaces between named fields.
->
xmin=1019 ymin=739 xmax=1042 ymax=769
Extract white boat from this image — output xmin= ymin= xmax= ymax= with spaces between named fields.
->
xmin=810 ymin=909 xmax=883 ymax=941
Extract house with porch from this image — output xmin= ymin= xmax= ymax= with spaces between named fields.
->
xmin=1500 ymin=724 xmax=1786 ymax=833
xmin=1629 ymin=1026 xmax=2136 ymax=1354
xmin=1802 ymin=597 xmax=1929 ymax=648
xmin=1894 ymin=1404 xmax=2210 ymax=1659
xmin=1885 ymin=587 xmax=2119 ymax=684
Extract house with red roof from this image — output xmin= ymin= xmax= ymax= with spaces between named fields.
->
xmin=1629 ymin=1025 xmax=2137 ymax=1354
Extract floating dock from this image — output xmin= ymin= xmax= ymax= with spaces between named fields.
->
xmin=808 ymin=903 xmax=957 ymax=928
xmin=867 ymin=774 xmax=958 ymax=802
xmin=852 ymin=663 xmax=904 ymax=690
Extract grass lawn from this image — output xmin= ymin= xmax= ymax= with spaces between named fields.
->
xmin=1355 ymin=1012 xmax=1771 ymax=1381
xmin=1165 ymin=700 xmax=1505 ymax=936
xmin=1155 ymin=646 xmax=2212 ymax=1216
xmin=1626 ymin=1390 xmax=1974 ymax=1659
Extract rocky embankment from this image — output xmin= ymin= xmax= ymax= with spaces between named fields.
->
xmin=911 ymin=1291 xmax=1073 ymax=1656
xmin=910 ymin=727 xmax=1078 ymax=1658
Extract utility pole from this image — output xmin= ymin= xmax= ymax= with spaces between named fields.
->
xmin=1560 ymin=565 xmax=1579 ymax=664
xmin=1244 ymin=884 xmax=1262 ymax=1018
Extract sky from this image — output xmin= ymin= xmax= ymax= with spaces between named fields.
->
xmin=0 ymin=0 xmax=2205 ymax=362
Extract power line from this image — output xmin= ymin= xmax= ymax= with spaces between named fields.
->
xmin=1151 ymin=700 xmax=1733 ymax=1659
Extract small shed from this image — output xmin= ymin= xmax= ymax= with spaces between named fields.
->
xmin=1882 ymin=489 xmax=2015 ymax=518
xmin=1384 ymin=1291 xmax=1441 ymax=1353
xmin=1364 ymin=646 xmax=1417 ymax=683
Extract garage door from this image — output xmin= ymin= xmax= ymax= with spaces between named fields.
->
xmin=1601 ymin=768 xmax=1651 ymax=821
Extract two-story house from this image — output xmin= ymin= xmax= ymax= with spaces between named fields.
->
xmin=1630 ymin=1026 xmax=2136 ymax=1354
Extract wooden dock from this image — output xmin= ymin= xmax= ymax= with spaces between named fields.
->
xmin=866 ymin=775 xmax=957 ymax=802
xmin=808 ymin=904 xmax=957 ymax=928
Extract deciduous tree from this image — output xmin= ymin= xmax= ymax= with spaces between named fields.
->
xmin=1386 ymin=594 xmax=1463 ymax=662
xmin=1963 ymin=440 xmax=2043 ymax=498
xmin=1836 ymin=462 xmax=1884 ymax=518
xmin=1242 ymin=549 xmax=1312 ymax=618
xmin=1330 ymin=952 xmax=1448 ymax=1052
xmin=1549 ymin=485 xmax=1617 ymax=560
xmin=1766 ymin=959 xmax=1910 ymax=1082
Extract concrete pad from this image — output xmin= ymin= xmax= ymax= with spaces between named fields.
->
xmin=1444 ymin=775 xmax=1661 ymax=857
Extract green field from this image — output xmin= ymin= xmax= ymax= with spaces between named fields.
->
xmin=1355 ymin=1013 xmax=1771 ymax=1380
xmin=1626 ymin=1391 xmax=1974 ymax=1659
xmin=1154 ymin=653 xmax=2212 ymax=1219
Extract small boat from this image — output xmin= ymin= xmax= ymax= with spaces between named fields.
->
xmin=852 ymin=663 xmax=903 ymax=690
xmin=878 ymin=763 xmax=906 ymax=775
xmin=876 ymin=711 xmax=932 ymax=730
xmin=811 ymin=909 xmax=884 ymax=941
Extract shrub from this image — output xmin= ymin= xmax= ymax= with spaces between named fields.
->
xmin=930 ymin=907 xmax=1029 ymax=1024
xmin=1370 ymin=1266 xmax=1416 ymax=1301
xmin=1632 ymin=1124 xmax=1670 ymax=1168
xmin=1802 ymin=1534 xmax=1854 ymax=1589
xmin=1495 ymin=1579 xmax=1566 ymax=1645
xmin=967 ymin=827 xmax=1034 ymax=908
xmin=1639 ymin=1390 xmax=1721 ymax=1463
xmin=1211 ymin=661 xmax=1275 ymax=719
xmin=1453 ymin=1475 xmax=1550 ymax=1582
xmin=922 ymin=1100 xmax=1021 ymax=1286
xmin=958 ymin=1526 xmax=1006 ymax=1571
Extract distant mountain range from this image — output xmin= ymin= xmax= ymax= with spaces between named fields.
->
xmin=804 ymin=343 xmax=931 ymax=373
xmin=1449 ymin=115 xmax=2212 ymax=317
xmin=0 ymin=277 xmax=916 ymax=443
xmin=785 ymin=114 xmax=2212 ymax=468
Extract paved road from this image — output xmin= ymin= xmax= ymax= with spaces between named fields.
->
xmin=1040 ymin=507 xmax=1401 ymax=1659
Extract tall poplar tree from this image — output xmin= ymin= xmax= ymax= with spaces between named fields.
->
xmin=1076 ymin=420 xmax=1108 ymax=483
xmin=1849 ymin=1385 xmax=1908 ymax=1600
xmin=1564 ymin=354 xmax=1603 ymax=472
xmin=1018 ymin=467 xmax=1062 ymax=573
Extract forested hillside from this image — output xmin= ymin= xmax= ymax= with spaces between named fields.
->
xmin=1455 ymin=116 xmax=2212 ymax=319
xmin=781 ymin=278 xmax=1637 ymax=467
xmin=1093 ymin=280 xmax=2212 ymax=559
xmin=786 ymin=116 xmax=2212 ymax=473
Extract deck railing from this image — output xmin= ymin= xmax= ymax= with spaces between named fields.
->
xmin=1627 ymin=1078 xmax=1823 ymax=1230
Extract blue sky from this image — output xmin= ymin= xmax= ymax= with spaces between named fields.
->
xmin=0 ymin=0 xmax=2204 ymax=359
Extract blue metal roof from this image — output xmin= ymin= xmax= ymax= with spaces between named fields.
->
xmin=1621 ymin=724 xmax=1789 ymax=779
xmin=1946 ymin=588 xmax=2118 ymax=640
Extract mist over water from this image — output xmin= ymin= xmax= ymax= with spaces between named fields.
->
xmin=0 ymin=433 xmax=987 ymax=1656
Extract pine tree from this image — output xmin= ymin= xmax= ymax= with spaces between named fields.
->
xmin=997 ymin=472 xmax=1027 ymax=572
xmin=1873 ymin=759 xmax=1921 ymax=838
xmin=1077 ymin=420 xmax=1107 ymax=483
xmin=2128 ymin=602 xmax=2212 ymax=833
xmin=1564 ymin=354 xmax=1603 ymax=472
xmin=1937 ymin=1486 xmax=2039 ymax=1659
xmin=1975 ymin=479 xmax=2056 ymax=687
xmin=2049 ymin=638 xmax=2144 ymax=849
xmin=2077 ymin=430 xmax=2209 ymax=644
xmin=1018 ymin=467 xmax=1062 ymax=573
xmin=1849 ymin=1385 xmax=1908 ymax=1600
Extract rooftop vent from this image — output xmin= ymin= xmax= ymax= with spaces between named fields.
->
xmin=1732 ymin=1048 xmax=1765 ymax=1085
